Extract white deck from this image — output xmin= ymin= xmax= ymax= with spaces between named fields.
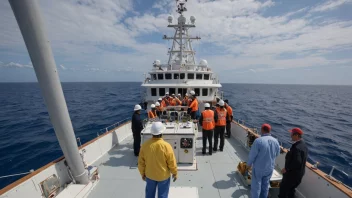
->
xmin=87 ymin=132 xmax=252 ymax=198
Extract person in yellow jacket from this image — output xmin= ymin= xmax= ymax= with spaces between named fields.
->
xmin=148 ymin=104 xmax=157 ymax=119
xmin=199 ymin=103 xmax=218 ymax=155
xmin=138 ymin=122 xmax=178 ymax=198
xmin=213 ymin=100 xmax=229 ymax=152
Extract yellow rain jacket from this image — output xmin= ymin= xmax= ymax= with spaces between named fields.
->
xmin=138 ymin=138 xmax=178 ymax=181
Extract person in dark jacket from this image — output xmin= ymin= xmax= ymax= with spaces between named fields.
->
xmin=132 ymin=104 xmax=144 ymax=156
xmin=279 ymin=128 xmax=308 ymax=198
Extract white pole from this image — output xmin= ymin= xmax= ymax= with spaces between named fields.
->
xmin=9 ymin=0 xmax=89 ymax=184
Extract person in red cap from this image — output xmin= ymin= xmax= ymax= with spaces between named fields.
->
xmin=279 ymin=128 xmax=308 ymax=198
xmin=247 ymin=123 xmax=280 ymax=198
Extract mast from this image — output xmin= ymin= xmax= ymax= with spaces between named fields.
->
xmin=163 ymin=0 xmax=200 ymax=69
xmin=9 ymin=0 xmax=89 ymax=184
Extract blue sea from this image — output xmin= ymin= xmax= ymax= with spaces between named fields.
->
xmin=0 ymin=82 xmax=351 ymax=189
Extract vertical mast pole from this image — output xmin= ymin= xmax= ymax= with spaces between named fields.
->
xmin=179 ymin=19 xmax=183 ymax=66
xmin=9 ymin=0 xmax=89 ymax=184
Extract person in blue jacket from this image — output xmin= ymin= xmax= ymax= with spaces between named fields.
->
xmin=132 ymin=104 xmax=144 ymax=156
xmin=247 ymin=123 xmax=280 ymax=198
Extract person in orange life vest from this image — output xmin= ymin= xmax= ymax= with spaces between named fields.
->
xmin=155 ymin=102 xmax=162 ymax=117
xmin=224 ymin=99 xmax=233 ymax=138
xmin=213 ymin=100 xmax=229 ymax=152
xmin=163 ymin=93 xmax=171 ymax=107
xmin=157 ymin=98 xmax=166 ymax=109
xmin=199 ymin=103 xmax=218 ymax=155
xmin=189 ymin=91 xmax=199 ymax=119
xmin=148 ymin=104 xmax=157 ymax=119
xmin=171 ymin=94 xmax=182 ymax=106
xmin=182 ymin=93 xmax=190 ymax=106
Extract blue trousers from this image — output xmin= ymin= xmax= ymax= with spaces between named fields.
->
xmin=146 ymin=177 xmax=170 ymax=198
xmin=251 ymin=168 xmax=273 ymax=198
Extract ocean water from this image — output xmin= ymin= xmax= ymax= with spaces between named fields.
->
xmin=0 ymin=82 xmax=351 ymax=189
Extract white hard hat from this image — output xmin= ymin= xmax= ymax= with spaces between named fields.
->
xmin=158 ymin=98 xmax=162 ymax=101
xmin=218 ymin=100 xmax=225 ymax=106
xmin=172 ymin=93 xmax=175 ymax=96
xmin=155 ymin=102 xmax=160 ymax=107
xmin=185 ymin=93 xmax=189 ymax=96
xmin=190 ymin=90 xmax=195 ymax=95
xmin=151 ymin=122 xmax=165 ymax=135
xmin=177 ymin=93 xmax=181 ymax=96
xmin=134 ymin=104 xmax=142 ymax=111
xmin=166 ymin=92 xmax=169 ymax=95
xmin=151 ymin=104 xmax=156 ymax=108
xmin=204 ymin=103 xmax=210 ymax=108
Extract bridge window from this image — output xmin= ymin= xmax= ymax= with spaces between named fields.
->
xmin=151 ymin=88 xmax=157 ymax=96
xmin=174 ymin=73 xmax=179 ymax=79
xmin=152 ymin=74 xmax=157 ymax=80
xmin=195 ymin=88 xmax=200 ymax=96
xmin=180 ymin=73 xmax=185 ymax=79
xmin=158 ymin=73 xmax=164 ymax=80
xmin=165 ymin=73 xmax=172 ymax=79
xmin=188 ymin=73 xmax=194 ymax=79
xmin=169 ymin=88 xmax=176 ymax=95
xmin=159 ymin=88 xmax=165 ymax=96
xmin=202 ymin=88 xmax=208 ymax=96
xmin=196 ymin=73 xmax=202 ymax=80
xmin=204 ymin=74 xmax=210 ymax=80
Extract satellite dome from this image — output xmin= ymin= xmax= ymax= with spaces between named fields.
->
xmin=178 ymin=15 xmax=186 ymax=24
xmin=168 ymin=15 xmax=173 ymax=23
xmin=190 ymin=16 xmax=196 ymax=24
xmin=199 ymin=59 xmax=208 ymax=66
xmin=153 ymin=60 xmax=161 ymax=66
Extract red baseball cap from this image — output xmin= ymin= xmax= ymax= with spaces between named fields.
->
xmin=261 ymin=123 xmax=271 ymax=132
xmin=289 ymin=128 xmax=303 ymax=135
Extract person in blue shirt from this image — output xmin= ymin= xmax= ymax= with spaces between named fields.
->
xmin=247 ymin=123 xmax=280 ymax=198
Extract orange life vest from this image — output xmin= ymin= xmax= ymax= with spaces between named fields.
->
xmin=202 ymin=110 xmax=215 ymax=130
xmin=148 ymin=110 xmax=156 ymax=119
xmin=225 ymin=105 xmax=233 ymax=120
xmin=189 ymin=98 xmax=198 ymax=112
xmin=216 ymin=108 xmax=227 ymax=126
xmin=160 ymin=100 xmax=167 ymax=108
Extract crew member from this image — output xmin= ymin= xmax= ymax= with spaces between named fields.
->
xmin=199 ymin=103 xmax=218 ymax=155
xmin=148 ymin=104 xmax=157 ymax=119
xmin=279 ymin=128 xmax=308 ymax=198
xmin=182 ymin=93 xmax=190 ymax=106
xmin=189 ymin=90 xmax=198 ymax=119
xmin=213 ymin=100 xmax=228 ymax=152
xmin=138 ymin=122 xmax=178 ymax=198
xmin=155 ymin=102 xmax=162 ymax=117
xmin=170 ymin=94 xmax=181 ymax=106
xmin=132 ymin=104 xmax=144 ymax=156
xmin=224 ymin=99 xmax=233 ymax=138
xmin=247 ymin=124 xmax=280 ymax=198
xmin=158 ymin=98 xmax=167 ymax=108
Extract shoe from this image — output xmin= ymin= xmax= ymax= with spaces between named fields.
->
xmin=213 ymin=148 xmax=217 ymax=152
xmin=202 ymin=151 xmax=206 ymax=155
xmin=208 ymin=153 xmax=212 ymax=156
xmin=134 ymin=154 xmax=139 ymax=157
xmin=219 ymin=148 xmax=223 ymax=152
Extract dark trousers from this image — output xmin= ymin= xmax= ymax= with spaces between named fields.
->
xmin=190 ymin=111 xmax=197 ymax=119
xmin=133 ymin=132 xmax=141 ymax=156
xmin=226 ymin=121 xmax=231 ymax=137
xmin=202 ymin=129 xmax=213 ymax=154
xmin=278 ymin=173 xmax=303 ymax=198
xmin=214 ymin=126 xmax=225 ymax=150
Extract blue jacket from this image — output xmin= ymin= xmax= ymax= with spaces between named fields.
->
xmin=131 ymin=112 xmax=143 ymax=133
xmin=247 ymin=134 xmax=280 ymax=171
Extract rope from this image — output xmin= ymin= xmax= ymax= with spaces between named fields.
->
xmin=0 ymin=170 xmax=34 ymax=179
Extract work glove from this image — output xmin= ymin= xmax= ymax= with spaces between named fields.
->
xmin=172 ymin=174 xmax=177 ymax=182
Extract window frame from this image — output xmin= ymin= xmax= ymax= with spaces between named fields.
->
xmin=180 ymin=73 xmax=185 ymax=79
xmin=159 ymin=88 xmax=165 ymax=96
xmin=165 ymin=73 xmax=172 ymax=80
xmin=151 ymin=88 xmax=157 ymax=96
xmin=202 ymin=88 xmax=208 ymax=96
xmin=187 ymin=73 xmax=194 ymax=79
xmin=204 ymin=74 xmax=210 ymax=80
xmin=196 ymin=73 xmax=203 ymax=80
xmin=194 ymin=88 xmax=200 ymax=96
xmin=157 ymin=73 xmax=164 ymax=80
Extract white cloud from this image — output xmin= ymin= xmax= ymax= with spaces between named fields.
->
xmin=310 ymin=0 xmax=352 ymax=13
xmin=0 ymin=62 xmax=33 ymax=68
xmin=0 ymin=0 xmax=351 ymax=82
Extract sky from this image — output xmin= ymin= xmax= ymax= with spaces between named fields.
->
xmin=0 ymin=0 xmax=351 ymax=85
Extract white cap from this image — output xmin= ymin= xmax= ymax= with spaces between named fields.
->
xmin=172 ymin=93 xmax=175 ymax=96
xmin=204 ymin=103 xmax=210 ymax=108
xmin=151 ymin=104 xmax=156 ymax=108
xmin=151 ymin=122 xmax=165 ymax=135
xmin=190 ymin=90 xmax=195 ymax=95
xmin=185 ymin=93 xmax=188 ymax=96
xmin=218 ymin=100 xmax=225 ymax=106
xmin=134 ymin=104 xmax=142 ymax=111
xmin=155 ymin=102 xmax=160 ymax=107
xmin=158 ymin=98 xmax=162 ymax=101
xmin=177 ymin=93 xmax=181 ymax=96
xmin=166 ymin=92 xmax=169 ymax=95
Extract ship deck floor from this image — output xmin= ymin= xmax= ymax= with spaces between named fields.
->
xmin=87 ymin=132 xmax=251 ymax=198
